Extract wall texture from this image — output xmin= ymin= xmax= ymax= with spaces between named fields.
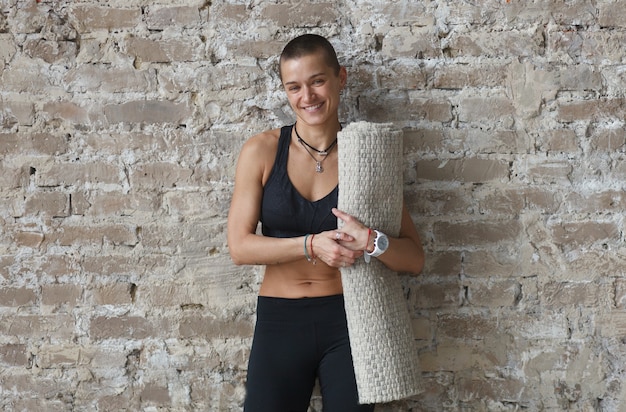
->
xmin=1 ymin=0 xmax=626 ymax=410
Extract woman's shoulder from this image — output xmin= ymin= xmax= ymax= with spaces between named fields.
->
xmin=249 ymin=127 xmax=282 ymax=145
xmin=241 ymin=127 xmax=284 ymax=156
xmin=235 ymin=127 xmax=286 ymax=184
xmin=236 ymin=127 xmax=282 ymax=165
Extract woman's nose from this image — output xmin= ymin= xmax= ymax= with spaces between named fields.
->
xmin=303 ymin=86 xmax=315 ymax=101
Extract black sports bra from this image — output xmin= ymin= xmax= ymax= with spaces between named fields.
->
xmin=260 ymin=125 xmax=338 ymax=238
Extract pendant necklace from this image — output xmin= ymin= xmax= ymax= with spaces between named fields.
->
xmin=294 ymin=123 xmax=338 ymax=173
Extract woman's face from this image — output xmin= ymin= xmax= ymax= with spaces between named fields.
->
xmin=280 ymin=51 xmax=347 ymax=127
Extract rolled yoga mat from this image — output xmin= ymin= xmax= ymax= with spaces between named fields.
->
xmin=337 ymin=121 xmax=422 ymax=404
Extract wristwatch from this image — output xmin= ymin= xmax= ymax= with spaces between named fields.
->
xmin=364 ymin=230 xmax=389 ymax=263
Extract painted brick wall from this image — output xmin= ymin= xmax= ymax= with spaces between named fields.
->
xmin=1 ymin=0 xmax=626 ymax=410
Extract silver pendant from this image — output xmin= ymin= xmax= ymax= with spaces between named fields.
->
xmin=316 ymin=162 xmax=324 ymax=173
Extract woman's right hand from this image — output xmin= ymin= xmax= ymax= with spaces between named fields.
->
xmin=311 ymin=230 xmax=362 ymax=268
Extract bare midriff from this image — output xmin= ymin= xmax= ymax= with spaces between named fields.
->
xmin=259 ymin=259 xmax=343 ymax=298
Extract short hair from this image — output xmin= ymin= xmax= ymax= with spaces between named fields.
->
xmin=279 ymin=34 xmax=340 ymax=80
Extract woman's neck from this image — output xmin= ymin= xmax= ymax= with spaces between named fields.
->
xmin=294 ymin=120 xmax=341 ymax=149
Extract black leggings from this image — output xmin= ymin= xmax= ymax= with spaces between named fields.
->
xmin=244 ymin=295 xmax=374 ymax=412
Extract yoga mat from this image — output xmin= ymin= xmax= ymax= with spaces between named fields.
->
xmin=337 ymin=121 xmax=422 ymax=404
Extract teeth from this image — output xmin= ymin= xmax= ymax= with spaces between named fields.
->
xmin=304 ymin=103 xmax=322 ymax=111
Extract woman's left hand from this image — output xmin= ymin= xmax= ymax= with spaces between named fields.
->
xmin=331 ymin=208 xmax=371 ymax=252
xmin=332 ymin=204 xmax=425 ymax=275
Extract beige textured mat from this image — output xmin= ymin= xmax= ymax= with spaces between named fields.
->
xmin=337 ymin=121 xmax=422 ymax=404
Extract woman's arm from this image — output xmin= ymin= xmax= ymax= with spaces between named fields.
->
xmin=227 ymin=132 xmax=304 ymax=265
xmin=332 ymin=204 xmax=425 ymax=275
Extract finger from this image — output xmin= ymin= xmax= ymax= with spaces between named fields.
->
xmin=331 ymin=208 xmax=351 ymax=221
xmin=331 ymin=230 xmax=355 ymax=243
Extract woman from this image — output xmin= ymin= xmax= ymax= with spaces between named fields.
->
xmin=227 ymin=34 xmax=424 ymax=412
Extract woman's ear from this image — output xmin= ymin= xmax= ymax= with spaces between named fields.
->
xmin=339 ymin=66 xmax=348 ymax=89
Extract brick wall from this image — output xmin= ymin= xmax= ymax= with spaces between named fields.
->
xmin=1 ymin=0 xmax=625 ymax=410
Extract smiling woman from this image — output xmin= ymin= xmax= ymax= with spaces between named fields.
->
xmin=227 ymin=33 xmax=424 ymax=412
xmin=281 ymin=52 xmax=345 ymax=127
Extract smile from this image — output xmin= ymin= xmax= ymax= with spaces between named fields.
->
xmin=303 ymin=103 xmax=323 ymax=111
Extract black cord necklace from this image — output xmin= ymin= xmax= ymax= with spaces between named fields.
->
xmin=293 ymin=122 xmax=340 ymax=173
xmin=294 ymin=123 xmax=338 ymax=156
